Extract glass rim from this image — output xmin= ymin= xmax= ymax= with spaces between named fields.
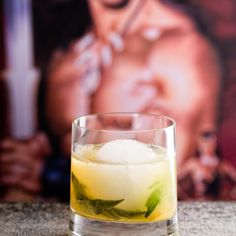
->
xmin=72 ymin=112 xmax=176 ymax=133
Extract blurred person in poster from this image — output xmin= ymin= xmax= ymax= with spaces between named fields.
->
xmin=46 ymin=0 xmax=221 ymax=165
xmin=45 ymin=0 xmax=223 ymax=198
xmin=1 ymin=0 xmax=236 ymax=201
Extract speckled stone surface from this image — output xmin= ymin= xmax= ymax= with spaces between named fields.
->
xmin=0 ymin=202 xmax=235 ymax=236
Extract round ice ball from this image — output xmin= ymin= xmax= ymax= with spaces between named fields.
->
xmin=96 ymin=139 xmax=155 ymax=164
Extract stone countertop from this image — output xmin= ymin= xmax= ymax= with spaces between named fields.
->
xmin=0 ymin=202 xmax=235 ymax=236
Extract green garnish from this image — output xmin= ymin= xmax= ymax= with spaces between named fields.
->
xmin=72 ymin=173 xmax=145 ymax=219
xmin=86 ymin=199 xmax=124 ymax=214
xmin=102 ymin=208 xmax=146 ymax=220
xmin=71 ymin=173 xmax=87 ymax=200
xmin=145 ymin=182 xmax=161 ymax=218
xmin=72 ymin=173 xmax=161 ymax=219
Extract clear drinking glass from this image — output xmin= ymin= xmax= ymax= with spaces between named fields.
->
xmin=69 ymin=113 xmax=178 ymax=236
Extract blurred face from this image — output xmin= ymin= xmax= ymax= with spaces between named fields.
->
xmin=88 ymin=0 xmax=193 ymax=38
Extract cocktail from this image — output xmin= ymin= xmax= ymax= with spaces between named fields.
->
xmin=70 ymin=113 xmax=178 ymax=236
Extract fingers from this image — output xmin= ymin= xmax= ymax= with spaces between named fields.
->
xmin=0 ymin=174 xmax=41 ymax=193
xmin=48 ymin=31 xmax=125 ymax=97
xmin=50 ymin=30 xmax=125 ymax=79
xmin=0 ymin=134 xmax=49 ymax=194
xmin=72 ymin=33 xmax=96 ymax=54
xmin=0 ymin=134 xmax=49 ymax=162
xmin=0 ymin=135 xmax=47 ymax=193
xmin=0 ymin=164 xmax=28 ymax=179
xmin=0 ymin=148 xmax=37 ymax=169
xmin=0 ymin=152 xmax=44 ymax=178
xmin=0 ymin=154 xmax=43 ymax=177
xmin=0 ymin=160 xmax=43 ymax=193
xmin=0 ymin=154 xmax=31 ymax=171
xmin=0 ymin=162 xmax=31 ymax=187
xmin=72 ymin=31 xmax=125 ymax=68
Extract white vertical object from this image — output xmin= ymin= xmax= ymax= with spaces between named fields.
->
xmin=3 ymin=0 xmax=39 ymax=139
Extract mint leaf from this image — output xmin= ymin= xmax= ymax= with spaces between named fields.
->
xmin=72 ymin=173 xmax=146 ymax=219
xmin=72 ymin=174 xmax=125 ymax=216
xmin=110 ymin=208 xmax=145 ymax=218
xmin=78 ymin=199 xmax=94 ymax=213
xmin=145 ymin=186 xmax=161 ymax=218
xmin=145 ymin=180 xmax=162 ymax=218
xmin=71 ymin=173 xmax=87 ymax=200
xmin=88 ymin=199 xmax=124 ymax=214
xmin=102 ymin=208 xmax=122 ymax=219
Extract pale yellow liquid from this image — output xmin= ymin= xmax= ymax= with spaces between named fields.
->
xmin=70 ymin=144 xmax=177 ymax=222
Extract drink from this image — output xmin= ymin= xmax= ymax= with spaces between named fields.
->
xmin=71 ymin=143 xmax=177 ymax=223
xmin=69 ymin=113 xmax=178 ymax=236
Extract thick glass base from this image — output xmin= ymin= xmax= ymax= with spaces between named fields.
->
xmin=69 ymin=210 xmax=178 ymax=236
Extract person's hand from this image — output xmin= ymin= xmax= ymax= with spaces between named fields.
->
xmin=46 ymin=31 xmax=125 ymax=141
xmin=0 ymin=133 xmax=51 ymax=193
xmin=46 ymin=34 xmax=100 ymax=136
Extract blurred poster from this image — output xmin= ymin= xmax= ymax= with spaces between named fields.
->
xmin=1 ymin=0 xmax=236 ymax=200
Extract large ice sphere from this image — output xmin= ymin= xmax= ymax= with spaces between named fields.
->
xmin=96 ymin=139 xmax=155 ymax=164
